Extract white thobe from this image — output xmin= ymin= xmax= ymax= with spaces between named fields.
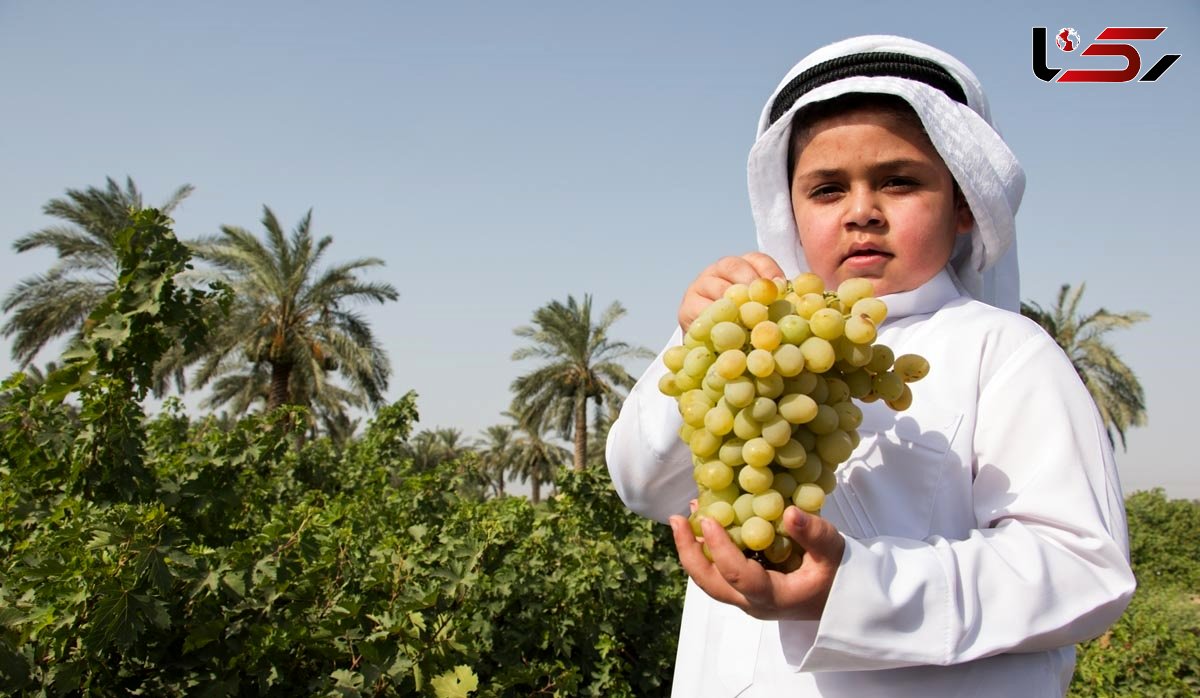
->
xmin=606 ymin=270 xmax=1135 ymax=697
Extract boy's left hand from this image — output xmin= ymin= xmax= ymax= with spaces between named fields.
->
xmin=669 ymin=506 xmax=845 ymax=621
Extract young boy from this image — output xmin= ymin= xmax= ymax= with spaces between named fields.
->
xmin=606 ymin=35 xmax=1135 ymax=697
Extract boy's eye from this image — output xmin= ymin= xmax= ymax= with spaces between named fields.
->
xmin=884 ymin=177 xmax=918 ymax=189
xmin=809 ymin=185 xmax=842 ymax=199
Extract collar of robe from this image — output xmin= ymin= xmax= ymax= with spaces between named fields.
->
xmin=876 ymin=268 xmax=962 ymax=322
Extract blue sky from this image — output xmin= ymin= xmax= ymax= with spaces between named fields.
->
xmin=1 ymin=1 xmax=1197 ymax=498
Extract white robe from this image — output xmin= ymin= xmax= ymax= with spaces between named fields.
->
xmin=605 ymin=270 xmax=1135 ymax=697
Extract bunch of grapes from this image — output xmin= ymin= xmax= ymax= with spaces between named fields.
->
xmin=659 ymin=274 xmax=930 ymax=569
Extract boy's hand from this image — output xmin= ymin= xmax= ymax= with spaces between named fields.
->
xmin=679 ymin=253 xmax=785 ymax=332
xmin=669 ymin=506 xmax=845 ymax=621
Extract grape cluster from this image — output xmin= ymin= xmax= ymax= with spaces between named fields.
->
xmin=659 ymin=274 xmax=930 ymax=568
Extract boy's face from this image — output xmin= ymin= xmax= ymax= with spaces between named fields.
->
xmin=789 ymin=107 xmax=973 ymax=298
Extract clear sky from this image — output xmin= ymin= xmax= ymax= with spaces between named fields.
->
xmin=1 ymin=1 xmax=1197 ymax=498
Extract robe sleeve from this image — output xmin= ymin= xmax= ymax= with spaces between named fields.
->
xmin=791 ymin=332 xmax=1136 ymax=671
xmin=605 ymin=328 xmax=697 ymax=524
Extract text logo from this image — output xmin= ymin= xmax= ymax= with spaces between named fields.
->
xmin=1033 ymin=27 xmax=1181 ymax=82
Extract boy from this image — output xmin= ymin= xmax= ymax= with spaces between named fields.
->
xmin=606 ymin=36 xmax=1135 ymax=697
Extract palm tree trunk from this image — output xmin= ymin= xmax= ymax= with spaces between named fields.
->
xmin=573 ymin=393 xmax=587 ymax=471
xmin=268 ymin=362 xmax=291 ymax=410
xmin=531 ymin=474 xmax=541 ymax=505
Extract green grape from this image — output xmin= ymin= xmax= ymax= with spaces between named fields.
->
xmin=772 ymin=471 xmax=799 ymax=497
xmin=761 ymin=415 xmax=793 ymax=448
xmin=739 ymin=301 xmax=769 ymax=328
xmin=809 ymin=308 xmax=846 ymax=341
xmin=710 ymin=321 xmax=748 ymax=353
xmin=763 ymin=534 xmax=794 ymax=564
xmin=866 ymin=344 xmax=895 ymax=374
xmin=772 ymin=344 xmax=806 ymax=377
xmin=816 ymin=429 xmax=854 ymax=464
xmin=815 ymin=466 xmax=838 ymax=494
xmin=674 ymin=370 xmax=700 ymax=391
xmin=807 ymin=404 xmax=840 ymax=435
xmin=851 ymin=297 xmax=888 ymax=325
xmin=679 ymin=397 xmax=711 ymax=428
xmin=778 ymin=392 xmax=818 ymax=424
xmin=793 ymin=425 xmax=817 ymax=452
xmin=658 ymin=373 xmax=682 ymax=397
xmin=724 ymin=376 xmax=756 ymax=408
xmin=733 ymin=409 xmax=762 ymax=439
xmin=749 ymin=396 xmax=778 ymax=422
xmin=719 ymin=438 xmax=747 ymax=466
xmin=701 ymin=382 xmax=723 ymax=403
xmin=839 ymin=339 xmax=874 ymax=367
xmin=842 ymin=369 xmax=873 ymax=398
xmin=708 ymin=297 xmax=740 ymax=324
xmin=773 ymin=277 xmax=789 ymax=296
xmin=893 ymin=354 xmax=931 ymax=382
xmin=733 ymin=492 xmax=756 ymax=524
xmin=808 ymin=374 xmax=829 ymax=404
xmin=768 ymin=299 xmax=795 ymax=322
xmin=741 ymin=516 xmax=776 ymax=551
xmin=778 ymin=315 xmax=812 ymax=345
xmin=886 ymin=383 xmax=914 ymax=411
xmin=844 ymin=314 xmax=877 ymax=344
xmin=848 ymin=429 xmax=862 ymax=449
xmin=704 ymin=402 xmax=735 ymax=435
xmin=796 ymin=292 xmax=826 ymax=319
xmin=683 ymin=333 xmax=705 ymax=349
xmin=742 ymin=437 xmax=775 ymax=468
xmin=703 ymin=482 xmax=741 ymax=506
xmin=754 ymin=373 xmax=785 ymax=399
xmin=751 ymin=321 xmax=783 ymax=351
xmin=714 ymin=349 xmax=748 ymax=380
xmin=663 ymin=345 xmax=689 ymax=372
xmin=684 ymin=346 xmax=716 ymax=377
xmin=746 ymin=348 xmax=776 ymax=378
xmin=689 ymin=314 xmax=715 ymax=342
xmin=824 ymin=377 xmax=850 ymax=405
xmin=793 ymin=482 xmax=826 ymax=513
xmin=728 ymin=526 xmax=747 ymax=550
xmin=786 ymin=370 xmax=818 ymax=395
xmin=679 ymin=423 xmax=695 ymax=442
xmin=791 ymin=272 xmax=825 ymax=296
xmin=752 ymin=490 xmax=786 ymax=521
xmin=704 ymin=500 xmax=736 ymax=527
xmin=800 ymin=337 xmax=836 ymax=373
xmin=872 ymin=371 xmax=905 ymax=401
xmin=836 ymin=277 xmax=875 ymax=309
xmin=834 ymin=401 xmax=863 ymax=431
xmin=738 ymin=464 xmax=774 ymax=494
xmin=775 ymin=439 xmax=809 ymax=469
xmin=792 ymin=454 xmax=821 ymax=483
xmin=724 ymin=283 xmax=751 ymax=305
xmin=702 ymin=369 xmax=728 ymax=392
xmin=748 ymin=277 xmax=779 ymax=304
xmin=689 ymin=428 xmax=721 ymax=458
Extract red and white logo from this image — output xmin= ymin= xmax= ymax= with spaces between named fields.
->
xmin=1033 ymin=27 xmax=1182 ymax=83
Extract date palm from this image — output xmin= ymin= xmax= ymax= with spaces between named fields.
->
xmin=477 ymin=424 xmax=516 ymax=498
xmin=511 ymin=295 xmax=652 ymax=470
xmin=3 ymin=176 xmax=193 ymax=367
xmin=506 ymin=408 xmax=570 ymax=504
xmin=1021 ymin=283 xmax=1148 ymax=450
xmin=190 ymin=206 xmax=398 ymax=417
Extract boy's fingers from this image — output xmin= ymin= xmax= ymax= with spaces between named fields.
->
xmin=670 ymin=516 xmax=748 ymax=608
xmin=714 ymin=255 xmax=766 ymax=285
xmin=700 ymin=517 xmax=769 ymax=597
xmin=742 ymin=252 xmax=786 ymax=280
xmin=782 ymin=507 xmax=845 ymax=566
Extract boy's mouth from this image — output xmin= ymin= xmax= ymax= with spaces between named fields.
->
xmin=843 ymin=246 xmax=893 ymax=263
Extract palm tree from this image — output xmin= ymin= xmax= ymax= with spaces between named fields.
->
xmin=189 ymin=206 xmax=398 ymax=420
xmin=510 ymin=295 xmax=652 ymax=470
xmin=476 ymin=424 xmax=516 ymax=498
xmin=507 ymin=408 xmax=571 ymax=504
xmin=1021 ymin=283 xmax=1148 ymax=450
xmin=3 ymin=176 xmax=193 ymax=367
xmin=402 ymin=427 xmax=475 ymax=474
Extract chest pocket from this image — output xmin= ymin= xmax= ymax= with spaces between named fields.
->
xmin=826 ymin=403 xmax=962 ymax=541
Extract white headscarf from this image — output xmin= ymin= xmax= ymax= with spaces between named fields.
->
xmin=748 ymin=35 xmax=1025 ymax=311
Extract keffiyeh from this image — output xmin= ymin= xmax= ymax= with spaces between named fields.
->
xmin=748 ymin=35 xmax=1025 ymax=311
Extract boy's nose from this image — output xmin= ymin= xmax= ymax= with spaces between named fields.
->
xmin=844 ymin=189 xmax=884 ymax=229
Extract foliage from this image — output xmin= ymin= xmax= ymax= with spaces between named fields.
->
xmin=1021 ymin=284 xmax=1148 ymax=449
xmin=2 ymin=176 xmax=193 ymax=373
xmin=0 ymin=209 xmax=685 ymax=695
xmin=1070 ymin=489 xmax=1200 ymax=697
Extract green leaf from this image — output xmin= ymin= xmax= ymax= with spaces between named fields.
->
xmin=430 ymin=665 xmax=479 ymax=698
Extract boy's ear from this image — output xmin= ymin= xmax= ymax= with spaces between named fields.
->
xmin=954 ymin=187 xmax=975 ymax=235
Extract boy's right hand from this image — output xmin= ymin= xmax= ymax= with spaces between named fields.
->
xmin=679 ymin=253 xmax=785 ymax=332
